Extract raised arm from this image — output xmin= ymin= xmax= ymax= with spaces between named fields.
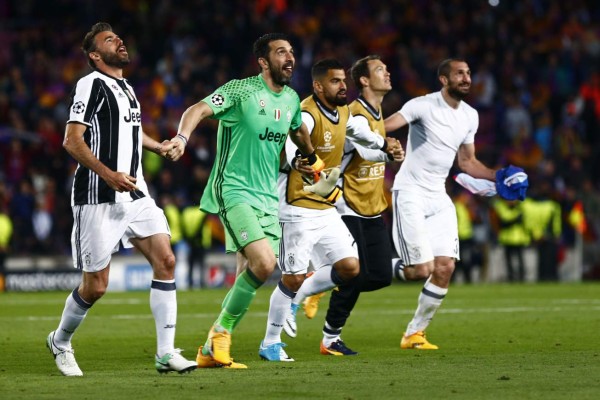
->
xmin=346 ymin=114 xmax=385 ymax=150
xmin=352 ymin=139 xmax=404 ymax=162
xmin=349 ymin=115 xmax=404 ymax=162
xmin=168 ymin=101 xmax=215 ymax=161
xmin=384 ymin=111 xmax=408 ymax=132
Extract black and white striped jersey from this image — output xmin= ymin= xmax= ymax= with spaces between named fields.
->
xmin=67 ymin=70 xmax=149 ymax=205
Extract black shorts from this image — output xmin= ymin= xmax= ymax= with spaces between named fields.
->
xmin=341 ymin=215 xmax=392 ymax=284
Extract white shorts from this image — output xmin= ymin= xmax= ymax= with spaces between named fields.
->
xmin=71 ymin=197 xmax=170 ymax=272
xmin=391 ymin=190 xmax=459 ymax=265
xmin=279 ymin=211 xmax=358 ymax=275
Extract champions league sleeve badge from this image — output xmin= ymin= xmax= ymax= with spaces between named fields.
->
xmin=72 ymin=101 xmax=85 ymax=114
xmin=211 ymin=94 xmax=225 ymax=107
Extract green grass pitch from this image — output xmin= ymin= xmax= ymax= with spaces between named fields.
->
xmin=1 ymin=282 xmax=599 ymax=399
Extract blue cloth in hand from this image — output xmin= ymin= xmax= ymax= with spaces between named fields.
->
xmin=495 ymin=165 xmax=529 ymax=201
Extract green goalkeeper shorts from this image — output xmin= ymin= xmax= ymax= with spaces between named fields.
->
xmin=220 ymin=203 xmax=281 ymax=256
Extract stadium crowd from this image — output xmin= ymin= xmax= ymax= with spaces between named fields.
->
xmin=1 ymin=0 xmax=600 ymax=280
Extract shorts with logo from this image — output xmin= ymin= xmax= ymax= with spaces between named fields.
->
xmin=279 ymin=210 xmax=358 ymax=275
xmin=391 ymin=189 xmax=459 ymax=265
xmin=220 ymin=203 xmax=281 ymax=256
xmin=71 ymin=197 xmax=170 ymax=272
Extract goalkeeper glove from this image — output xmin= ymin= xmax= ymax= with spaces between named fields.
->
xmin=296 ymin=150 xmax=325 ymax=182
xmin=495 ymin=165 xmax=529 ymax=201
xmin=304 ymin=168 xmax=343 ymax=203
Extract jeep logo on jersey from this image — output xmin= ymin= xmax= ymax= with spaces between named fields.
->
xmin=124 ymin=109 xmax=141 ymax=123
xmin=259 ymin=128 xmax=286 ymax=144
xmin=211 ymin=94 xmax=225 ymax=107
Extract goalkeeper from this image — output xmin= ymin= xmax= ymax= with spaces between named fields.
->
xmin=258 ymin=58 xmax=400 ymax=362
xmin=168 ymin=33 xmax=320 ymax=368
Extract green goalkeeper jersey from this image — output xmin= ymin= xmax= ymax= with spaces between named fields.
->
xmin=200 ymin=74 xmax=302 ymax=215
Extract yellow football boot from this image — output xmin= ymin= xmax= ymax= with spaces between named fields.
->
xmin=196 ymin=346 xmax=247 ymax=369
xmin=400 ymin=331 xmax=439 ymax=350
xmin=302 ymin=292 xmax=326 ymax=319
xmin=205 ymin=325 xmax=233 ymax=365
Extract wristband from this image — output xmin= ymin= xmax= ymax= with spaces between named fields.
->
xmin=305 ymin=151 xmax=318 ymax=165
xmin=325 ymin=186 xmax=343 ymax=203
xmin=295 ymin=149 xmax=318 ymax=165
xmin=176 ymin=133 xmax=188 ymax=147
xmin=380 ymin=139 xmax=388 ymax=152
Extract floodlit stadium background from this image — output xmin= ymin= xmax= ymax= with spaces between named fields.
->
xmin=1 ymin=0 xmax=600 ymax=291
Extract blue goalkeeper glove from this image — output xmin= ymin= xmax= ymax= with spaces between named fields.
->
xmin=495 ymin=165 xmax=529 ymax=201
xmin=304 ymin=168 xmax=342 ymax=203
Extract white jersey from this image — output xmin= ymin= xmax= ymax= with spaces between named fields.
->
xmin=392 ymin=91 xmax=478 ymax=194
xmin=67 ymin=70 xmax=149 ymax=205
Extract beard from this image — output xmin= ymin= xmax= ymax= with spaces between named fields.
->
xmin=325 ymin=91 xmax=347 ymax=106
xmin=269 ymin=61 xmax=293 ymax=86
xmin=98 ymin=49 xmax=130 ymax=68
xmin=447 ymin=84 xmax=469 ymax=101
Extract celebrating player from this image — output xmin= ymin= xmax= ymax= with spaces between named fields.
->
xmin=313 ymin=55 xmax=403 ymax=355
xmin=167 ymin=33 xmax=319 ymax=368
xmin=47 ymin=22 xmax=196 ymax=376
xmin=385 ymin=58 xmax=527 ymax=349
xmin=259 ymin=58 xmax=400 ymax=361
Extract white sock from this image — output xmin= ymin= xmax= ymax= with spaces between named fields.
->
xmin=392 ymin=258 xmax=406 ymax=281
xmin=263 ymin=282 xmax=294 ymax=346
xmin=293 ymin=266 xmax=338 ymax=307
xmin=150 ymin=280 xmax=177 ymax=357
xmin=54 ymin=289 xmax=92 ymax=349
xmin=405 ymin=279 xmax=447 ymax=336
xmin=322 ymin=321 xmax=341 ymax=347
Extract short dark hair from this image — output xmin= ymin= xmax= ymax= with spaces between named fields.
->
xmin=437 ymin=58 xmax=466 ymax=79
xmin=82 ymin=22 xmax=113 ymax=68
xmin=311 ymin=59 xmax=345 ymax=80
xmin=350 ymin=55 xmax=381 ymax=89
xmin=253 ymin=33 xmax=290 ymax=60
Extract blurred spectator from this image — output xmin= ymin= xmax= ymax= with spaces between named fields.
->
xmin=523 ymin=182 xmax=563 ymax=281
xmin=492 ymin=199 xmax=531 ymax=282
xmin=31 ymin=198 xmax=53 ymax=254
xmin=160 ymin=194 xmax=183 ymax=248
xmin=0 ymin=184 xmax=12 ymax=291
xmin=503 ymin=92 xmax=533 ymax=145
xmin=9 ymin=179 xmax=36 ymax=254
xmin=580 ymin=179 xmax=600 ymax=236
xmin=454 ymin=192 xmax=484 ymax=283
xmin=533 ymin=108 xmax=553 ymax=157
xmin=577 ymin=179 xmax=600 ymax=278
xmin=181 ymin=200 xmax=211 ymax=289
xmin=0 ymin=0 xmax=597 ymax=284
xmin=3 ymin=138 xmax=32 ymax=187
